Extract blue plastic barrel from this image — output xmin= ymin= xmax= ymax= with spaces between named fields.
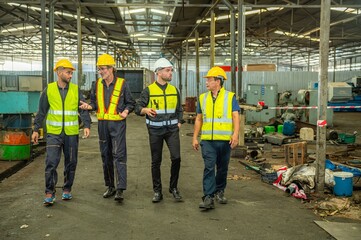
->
xmin=282 ymin=120 xmax=296 ymax=136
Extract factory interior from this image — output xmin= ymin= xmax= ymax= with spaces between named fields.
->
xmin=1 ymin=1 xmax=361 ymax=239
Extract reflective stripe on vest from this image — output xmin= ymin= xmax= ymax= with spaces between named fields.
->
xmin=46 ymin=82 xmax=79 ymax=135
xmin=96 ymin=77 xmax=125 ymax=121
xmin=146 ymin=82 xmax=178 ymax=127
xmin=199 ymin=87 xmax=234 ymax=140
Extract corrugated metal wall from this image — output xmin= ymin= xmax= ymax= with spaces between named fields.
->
xmin=1 ymin=70 xmax=360 ymax=103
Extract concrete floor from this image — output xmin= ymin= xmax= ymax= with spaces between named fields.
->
xmin=0 ymin=113 xmax=360 ymax=240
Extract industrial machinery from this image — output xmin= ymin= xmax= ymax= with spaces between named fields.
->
xmin=116 ymin=68 xmax=154 ymax=99
xmin=245 ymin=84 xmax=278 ymax=123
xmin=0 ymin=75 xmax=42 ymax=161
xmin=328 ymin=77 xmax=361 ymax=112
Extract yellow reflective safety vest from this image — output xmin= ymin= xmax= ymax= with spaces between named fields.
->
xmin=96 ymin=77 xmax=125 ymax=121
xmin=146 ymin=82 xmax=179 ymax=127
xmin=199 ymin=87 xmax=234 ymax=140
xmin=46 ymin=82 xmax=79 ymax=135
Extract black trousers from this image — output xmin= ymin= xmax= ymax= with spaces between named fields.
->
xmin=98 ymin=120 xmax=127 ymax=190
xmin=148 ymin=128 xmax=181 ymax=193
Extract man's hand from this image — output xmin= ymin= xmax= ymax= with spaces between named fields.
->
xmin=83 ymin=128 xmax=90 ymax=138
xmin=32 ymin=131 xmax=39 ymax=144
xmin=79 ymin=100 xmax=92 ymax=110
xmin=229 ymin=134 xmax=239 ymax=149
xmin=192 ymin=138 xmax=199 ymax=151
xmin=142 ymin=108 xmax=157 ymax=117
xmin=119 ymin=109 xmax=129 ymax=118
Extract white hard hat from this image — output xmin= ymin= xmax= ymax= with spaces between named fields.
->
xmin=154 ymin=58 xmax=173 ymax=72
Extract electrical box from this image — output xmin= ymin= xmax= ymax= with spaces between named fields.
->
xmin=18 ymin=76 xmax=43 ymax=91
xmin=308 ymin=90 xmax=333 ymax=127
xmin=245 ymin=84 xmax=278 ymax=123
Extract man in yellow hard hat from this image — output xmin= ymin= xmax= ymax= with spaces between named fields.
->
xmin=80 ymin=53 xmax=135 ymax=202
xmin=32 ymin=59 xmax=91 ymax=206
xmin=192 ymin=66 xmax=240 ymax=210
xmin=135 ymin=57 xmax=183 ymax=203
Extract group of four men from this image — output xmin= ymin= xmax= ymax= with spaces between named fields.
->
xmin=32 ymin=54 xmax=240 ymax=210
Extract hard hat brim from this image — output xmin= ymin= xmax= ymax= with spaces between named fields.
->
xmin=53 ymin=67 xmax=76 ymax=72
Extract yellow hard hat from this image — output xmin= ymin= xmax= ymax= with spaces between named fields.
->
xmin=97 ymin=53 xmax=115 ymax=66
xmin=54 ymin=59 xmax=75 ymax=71
xmin=203 ymin=66 xmax=227 ymax=80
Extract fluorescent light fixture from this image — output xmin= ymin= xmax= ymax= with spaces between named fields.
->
xmin=113 ymin=40 xmax=128 ymax=45
xmin=142 ymin=51 xmax=156 ymax=55
xmin=1 ymin=25 xmax=36 ymax=33
xmin=331 ymin=7 xmax=359 ymax=14
xmin=214 ymin=33 xmax=228 ymax=38
xmin=127 ymin=8 xmax=146 ymax=14
xmin=151 ymin=9 xmax=172 ymax=16
xmin=137 ymin=38 xmax=158 ymax=41
xmin=8 ymin=2 xmax=114 ymax=24
xmin=196 ymin=7 xmax=283 ymax=23
xmin=274 ymin=30 xmax=320 ymax=42
xmin=131 ymin=33 xmax=146 ymax=37
xmin=89 ymin=18 xmax=115 ymax=24
xmin=153 ymin=33 xmax=166 ymax=38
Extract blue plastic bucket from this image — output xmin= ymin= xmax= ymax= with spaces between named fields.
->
xmin=333 ymin=172 xmax=353 ymax=197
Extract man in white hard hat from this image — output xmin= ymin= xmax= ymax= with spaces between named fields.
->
xmin=192 ymin=66 xmax=240 ymax=210
xmin=135 ymin=57 xmax=183 ymax=203
xmin=32 ymin=59 xmax=91 ymax=206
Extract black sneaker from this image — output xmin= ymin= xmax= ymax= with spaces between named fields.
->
xmin=103 ymin=187 xmax=116 ymax=198
xmin=169 ymin=188 xmax=182 ymax=201
xmin=215 ymin=191 xmax=227 ymax=204
xmin=114 ymin=190 xmax=124 ymax=202
xmin=152 ymin=192 xmax=163 ymax=203
xmin=199 ymin=195 xmax=215 ymax=209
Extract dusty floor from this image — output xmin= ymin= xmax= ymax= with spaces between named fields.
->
xmin=0 ymin=112 xmax=360 ymax=240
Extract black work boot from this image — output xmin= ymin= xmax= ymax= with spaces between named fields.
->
xmin=169 ymin=188 xmax=182 ymax=201
xmin=114 ymin=190 xmax=124 ymax=202
xmin=152 ymin=192 xmax=163 ymax=203
xmin=103 ymin=187 xmax=116 ymax=198
xmin=199 ymin=195 xmax=215 ymax=209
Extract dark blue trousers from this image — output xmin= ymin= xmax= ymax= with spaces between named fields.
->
xmin=98 ymin=120 xmax=127 ymax=190
xmin=200 ymin=140 xmax=231 ymax=196
xmin=45 ymin=133 xmax=79 ymax=194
